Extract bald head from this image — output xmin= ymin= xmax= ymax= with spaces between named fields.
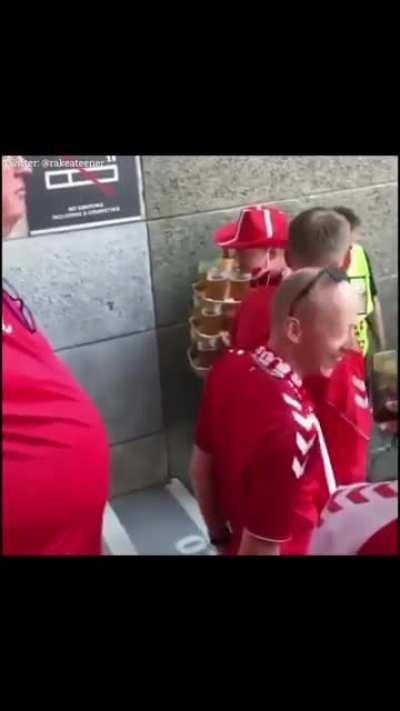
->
xmin=271 ymin=267 xmax=356 ymax=333
xmin=269 ymin=268 xmax=358 ymax=377
xmin=271 ymin=268 xmax=321 ymax=331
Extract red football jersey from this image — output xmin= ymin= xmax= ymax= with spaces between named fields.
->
xmin=304 ymin=351 xmax=372 ymax=490
xmin=195 ymin=346 xmax=331 ymax=555
xmin=308 ymin=481 xmax=398 ymax=555
xmin=231 ymin=280 xmax=372 ymax=491
xmin=232 ymin=282 xmax=279 ymax=351
xmin=2 ymin=293 xmax=110 ymax=556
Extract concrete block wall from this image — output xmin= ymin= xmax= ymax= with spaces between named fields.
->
xmin=3 ymin=156 xmax=398 ymax=495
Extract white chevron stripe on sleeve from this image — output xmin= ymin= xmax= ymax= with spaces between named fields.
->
xmin=283 ymin=393 xmax=302 ymax=411
xmin=352 ymin=375 xmax=366 ymax=392
xmin=355 ymin=394 xmax=369 ymax=409
xmin=296 ymin=432 xmax=316 ymax=456
xmin=292 ymin=457 xmax=306 ymax=479
xmin=292 ymin=411 xmax=315 ymax=431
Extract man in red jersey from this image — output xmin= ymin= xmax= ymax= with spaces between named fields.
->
xmin=233 ymin=207 xmax=351 ymax=351
xmin=231 ymin=208 xmax=373 ymax=488
xmin=287 ymin=210 xmax=373 ymax=489
xmin=2 ymin=156 xmax=109 ymax=555
xmin=213 ymin=204 xmax=290 ymax=289
xmin=190 ymin=268 xmax=359 ymax=555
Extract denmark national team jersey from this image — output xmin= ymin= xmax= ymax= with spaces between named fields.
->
xmin=232 ymin=283 xmax=277 ymax=352
xmin=231 ymin=281 xmax=373 ymax=489
xmin=195 ymin=346 xmax=334 ymax=555
xmin=308 ymin=481 xmax=398 ymax=555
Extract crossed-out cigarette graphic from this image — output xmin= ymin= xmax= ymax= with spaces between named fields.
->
xmin=45 ymin=156 xmax=117 ymax=197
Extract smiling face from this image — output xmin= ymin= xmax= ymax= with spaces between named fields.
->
xmin=293 ymin=280 xmax=359 ymax=377
xmin=2 ymin=156 xmax=32 ymax=237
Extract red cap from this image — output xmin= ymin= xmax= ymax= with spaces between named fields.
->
xmin=214 ymin=205 xmax=289 ymax=250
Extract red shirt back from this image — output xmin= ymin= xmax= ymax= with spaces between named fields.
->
xmin=232 ymin=284 xmax=277 ymax=351
xmin=195 ymin=347 xmax=326 ymax=554
xmin=2 ymin=294 xmax=109 ymax=556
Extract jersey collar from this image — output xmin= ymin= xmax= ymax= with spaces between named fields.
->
xmin=252 ymin=345 xmax=303 ymax=390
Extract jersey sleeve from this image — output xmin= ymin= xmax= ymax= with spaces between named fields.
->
xmin=242 ymin=424 xmax=302 ymax=543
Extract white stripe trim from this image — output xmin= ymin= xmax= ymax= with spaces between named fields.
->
xmin=296 ymin=432 xmax=316 ymax=456
xmin=102 ymin=503 xmax=138 ymax=556
xmin=283 ymin=393 xmax=302 ymax=411
xmin=355 ymin=394 xmax=369 ymax=409
xmin=292 ymin=411 xmax=315 ymax=431
xmin=218 ymin=209 xmax=247 ymax=247
xmin=263 ymin=208 xmax=273 ymax=238
xmin=245 ymin=528 xmax=291 ymax=544
xmin=292 ymin=456 xmax=306 ymax=479
xmin=352 ymin=375 xmax=366 ymax=393
xmin=166 ymin=478 xmax=217 ymax=555
xmin=313 ymin=417 xmax=337 ymax=496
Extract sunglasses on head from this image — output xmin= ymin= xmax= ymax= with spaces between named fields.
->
xmin=288 ymin=266 xmax=350 ymax=317
xmin=2 ymin=279 xmax=36 ymax=333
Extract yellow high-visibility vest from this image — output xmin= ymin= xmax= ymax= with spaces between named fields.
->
xmin=346 ymin=243 xmax=374 ymax=356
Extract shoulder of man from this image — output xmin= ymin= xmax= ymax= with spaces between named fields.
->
xmin=244 ymin=283 xmax=277 ymax=306
xmin=252 ymin=351 xmax=315 ymax=424
xmin=233 ymin=284 xmax=277 ymax=350
xmin=306 ymin=350 xmax=367 ymax=403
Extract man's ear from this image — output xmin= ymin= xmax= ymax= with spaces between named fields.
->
xmin=285 ymin=316 xmax=302 ymax=345
xmin=341 ymin=247 xmax=352 ymax=271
